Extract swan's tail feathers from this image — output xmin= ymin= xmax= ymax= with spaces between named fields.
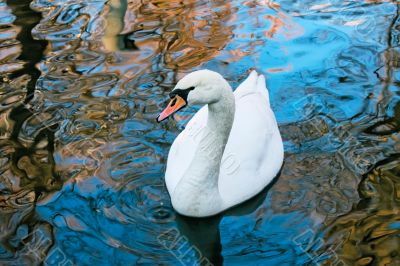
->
xmin=235 ymin=70 xmax=258 ymax=95
xmin=256 ymin=74 xmax=270 ymax=105
xmin=235 ymin=70 xmax=270 ymax=105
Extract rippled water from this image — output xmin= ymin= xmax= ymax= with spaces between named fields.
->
xmin=0 ymin=0 xmax=399 ymax=265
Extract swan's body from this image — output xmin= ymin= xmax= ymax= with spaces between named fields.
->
xmin=159 ymin=70 xmax=284 ymax=217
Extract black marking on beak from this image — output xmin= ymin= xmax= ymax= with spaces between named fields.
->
xmin=169 ymin=86 xmax=195 ymax=101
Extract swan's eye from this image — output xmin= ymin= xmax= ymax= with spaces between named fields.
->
xmin=169 ymin=87 xmax=195 ymax=99
xmin=169 ymin=90 xmax=179 ymax=98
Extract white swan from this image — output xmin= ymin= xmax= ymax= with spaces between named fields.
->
xmin=157 ymin=70 xmax=284 ymax=217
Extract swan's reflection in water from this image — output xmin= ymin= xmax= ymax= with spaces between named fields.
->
xmin=175 ymin=178 xmax=277 ymax=265
xmin=175 ymin=215 xmax=223 ymax=265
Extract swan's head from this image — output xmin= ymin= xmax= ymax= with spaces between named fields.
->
xmin=157 ymin=69 xmax=229 ymax=122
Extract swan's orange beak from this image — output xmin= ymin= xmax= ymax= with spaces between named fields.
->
xmin=157 ymin=95 xmax=187 ymax=122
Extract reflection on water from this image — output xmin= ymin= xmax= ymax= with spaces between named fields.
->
xmin=0 ymin=0 xmax=399 ymax=265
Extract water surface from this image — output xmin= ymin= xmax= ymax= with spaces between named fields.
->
xmin=0 ymin=0 xmax=399 ymax=265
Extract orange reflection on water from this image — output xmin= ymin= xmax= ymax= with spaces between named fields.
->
xmin=113 ymin=0 xmax=234 ymax=71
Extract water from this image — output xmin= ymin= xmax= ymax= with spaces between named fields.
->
xmin=0 ymin=0 xmax=399 ymax=265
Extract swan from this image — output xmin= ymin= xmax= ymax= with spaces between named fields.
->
xmin=157 ymin=69 xmax=284 ymax=217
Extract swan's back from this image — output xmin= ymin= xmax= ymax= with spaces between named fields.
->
xmin=218 ymin=71 xmax=283 ymax=206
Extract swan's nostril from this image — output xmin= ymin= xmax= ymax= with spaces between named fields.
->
xmin=170 ymin=97 xmax=177 ymax=107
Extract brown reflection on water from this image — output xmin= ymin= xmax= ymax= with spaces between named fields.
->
xmin=323 ymin=159 xmax=400 ymax=265
xmin=125 ymin=0 xmax=234 ymax=70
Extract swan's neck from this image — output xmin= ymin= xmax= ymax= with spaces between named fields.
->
xmin=189 ymin=88 xmax=235 ymax=186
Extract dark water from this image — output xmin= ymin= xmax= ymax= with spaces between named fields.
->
xmin=0 ymin=0 xmax=399 ymax=265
